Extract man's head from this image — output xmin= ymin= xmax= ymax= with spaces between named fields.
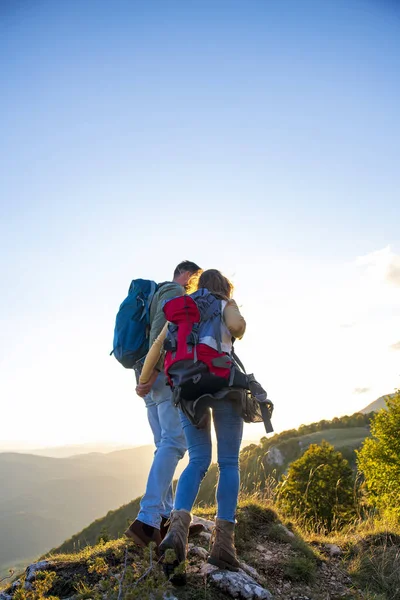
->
xmin=173 ymin=260 xmax=201 ymax=288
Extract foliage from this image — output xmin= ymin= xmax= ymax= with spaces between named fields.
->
xmin=357 ymin=391 xmax=400 ymax=520
xmin=277 ymin=441 xmax=356 ymax=531
xmin=13 ymin=571 xmax=59 ymax=600
xmin=87 ymin=556 xmax=109 ymax=576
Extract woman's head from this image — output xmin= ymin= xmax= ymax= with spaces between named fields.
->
xmin=187 ymin=269 xmax=234 ymax=299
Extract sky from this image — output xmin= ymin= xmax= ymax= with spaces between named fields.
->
xmin=1 ymin=0 xmax=399 ymax=449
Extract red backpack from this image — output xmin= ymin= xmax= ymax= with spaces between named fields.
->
xmin=163 ymin=289 xmax=233 ymax=402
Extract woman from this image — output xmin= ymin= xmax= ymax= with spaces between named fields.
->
xmin=141 ymin=269 xmax=246 ymax=571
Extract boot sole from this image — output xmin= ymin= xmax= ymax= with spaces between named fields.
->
xmin=207 ymin=556 xmax=240 ymax=572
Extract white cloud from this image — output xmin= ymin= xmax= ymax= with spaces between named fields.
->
xmin=355 ymin=246 xmax=400 ymax=287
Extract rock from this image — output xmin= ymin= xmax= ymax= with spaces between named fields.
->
xmin=163 ymin=593 xmax=179 ymax=600
xmin=256 ymin=544 xmax=267 ymax=553
xmin=200 ymin=563 xmax=218 ymax=576
xmin=325 ymin=543 xmax=342 ymax=557
xmin=208 ymin=569 xmax=273 ymax=599
xmin=277 ymin=524 xmax=295 ymax=538
xmin=265 ymin=445 xmax=285 ymax=466
xmin=200 ymin=531 xmax=212 ymax=542
xmin=0 ymin=592 xmax=12 ymax=600
xmin=24 ymin=560 xmax=52 ymax=590
xmin=188 ymin=545 xmax=209 ymax=560
xmin=192 ymin=515 xmax=215 ymax=532
xmin=11 ymin=581 xmax=21 ymax=591
xmin=239 ymin=562 xmax=262 ymax=582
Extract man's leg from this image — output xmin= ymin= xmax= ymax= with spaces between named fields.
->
xmin=133 ymin=374 xmax=186 ymax=534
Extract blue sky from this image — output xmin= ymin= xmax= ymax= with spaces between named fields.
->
xmin=1 ymin=0 xmax=399 ymax=448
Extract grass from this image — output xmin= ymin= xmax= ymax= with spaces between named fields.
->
xmin=283 ymin=555 xmax=317 ymax=584
xmin=298 ymin=427 xmax=370 ymax=449
xmin=348 ymin=545 xmax=400 ymax=600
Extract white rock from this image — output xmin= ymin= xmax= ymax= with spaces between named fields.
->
xmin=188 ymin=546 xmax=209 ymax=560
xmin=163 ymin=593 xmax=179 ymax=600
xmin=239 ymin=562 xmax=261 ymax=582
xmin=209 ymin=569 xmax=273 ymax=599
xmin=265 ymin=446 xmax=285 ymax=466
xmin=200 ymin=562 xmax=218 ymax=576
xmin=192 ymin=515 xmax=215 ymax=532
xmin=11 ymin=581 xmax=21 ymax=591
xmin=256 ymin=544 xmax=267 ymax=553
xmin=0 ymin=593 xmax=12 ymax=600
xmin=24 ymin=560 xmax=52 ymax=590
xmin=326 ymin=543 xmax=342 ymax=557
xmin=25 ymin=560 xmax=51 ymax=583
xmin=277 ymin=524 xmax=295 ymax=538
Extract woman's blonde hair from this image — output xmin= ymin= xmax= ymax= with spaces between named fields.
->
xmin=186 ymin=269 xmax=234 ymax=300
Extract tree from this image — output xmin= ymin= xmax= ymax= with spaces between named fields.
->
xmin=277 ymin=441 xmax=355 ymax=530
xmin=357 ymin=391 xmax=400 ymax=520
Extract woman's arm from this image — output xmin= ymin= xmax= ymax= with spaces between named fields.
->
xmin=223 ymin=299 xmax=246 ymax=339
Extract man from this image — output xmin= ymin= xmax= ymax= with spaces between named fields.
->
xmin=125 ymin=260 xmax=201 ymax=547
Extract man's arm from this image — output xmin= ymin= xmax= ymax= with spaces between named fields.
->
xmin=149 ymin=282 xmax=183 ymax=348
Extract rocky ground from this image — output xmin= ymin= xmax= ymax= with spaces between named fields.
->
xmin=0 ymin=502 xmax=370 ymax=600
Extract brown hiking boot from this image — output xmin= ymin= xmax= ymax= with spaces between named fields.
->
xmin=124 ymin=519 xmax=162 ymax=548
xmin=160 ymin=516 xmax=205 ymax=541
xmin=159 ymin=510 xmax=191 ymax=585
xmin=208 ymin=519 xmax=240 ymax=571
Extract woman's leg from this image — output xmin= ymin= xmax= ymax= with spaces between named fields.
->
xmin=207 ymin=399 xmax=243 ymax=571
xmin=173 ymin=411 xmax=212 ymax=513
xmin=212 ymin=399 xmax=243 ymax=522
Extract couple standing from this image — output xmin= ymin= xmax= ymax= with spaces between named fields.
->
xmin=125 ymin=260 xmax=246 ymax=572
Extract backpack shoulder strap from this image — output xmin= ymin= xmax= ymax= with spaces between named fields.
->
xmin=231 ymin=347 xmax=247 ymax=373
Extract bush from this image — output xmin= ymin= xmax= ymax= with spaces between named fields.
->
xmin=277 ymin=441 xmax=356 ymax=531
xmin=357 ymin=391 xmax=400 ymax=520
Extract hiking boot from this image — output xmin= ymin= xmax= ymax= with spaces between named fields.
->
xmin=159 ymin=510 xmax=191 ymax=585
xmin=208 ymin=519 xmax=240 ymax=571
xmin=124 ymin=519 xmax=162 ymax=548
xmin=160 ymin=516 xmax=205 ymax=540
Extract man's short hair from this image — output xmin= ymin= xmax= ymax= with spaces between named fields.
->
xmin=173 ymin=260 xmax=201 ymax=278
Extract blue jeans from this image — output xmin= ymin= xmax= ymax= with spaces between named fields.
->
xmin=174 ymin=398 xmax=243 ymax=523
xmin=137 ymin=373 xmax=186 ymax=529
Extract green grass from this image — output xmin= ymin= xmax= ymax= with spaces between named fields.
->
xmin=283 ymin=555 xmax=317 ymax=584
xmin=298 ymin=427 xmax=370 ymax=449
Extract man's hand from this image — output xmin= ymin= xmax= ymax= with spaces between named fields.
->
xmin=136 ymin=369 xmax=159 ymax=398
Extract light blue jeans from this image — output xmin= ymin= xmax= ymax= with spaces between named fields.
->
xmin=137 ymin=373 xmax=186 ymax=529
xmin=174 ymin=398 xmax=243 ymax=523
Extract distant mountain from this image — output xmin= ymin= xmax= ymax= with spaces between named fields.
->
xmin=0 ymin=446 xmax=156 ymax=576
xmin=360 ymin=393 xmax=395 ymax=414
xmin=0 ymin=443 xmax=135 ymax=458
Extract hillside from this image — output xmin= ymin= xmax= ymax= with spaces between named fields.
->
xmin=44 ymin=411 xmax=373 ymax=556
xmin=3 ymin=499 xmax=397 ymax=600
xmin=0 ymin=447 xmax=156 ymax=577
xmin=1 ymin=410 xmax=374 ymax=576
xmin=360 ymin=393 xmax=395 ymax=414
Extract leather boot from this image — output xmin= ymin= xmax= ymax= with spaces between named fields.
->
xmin=159 ymin=509 xmax=191 ymax=585
xmin=208 ymin=518 xmax=240 ymax=571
